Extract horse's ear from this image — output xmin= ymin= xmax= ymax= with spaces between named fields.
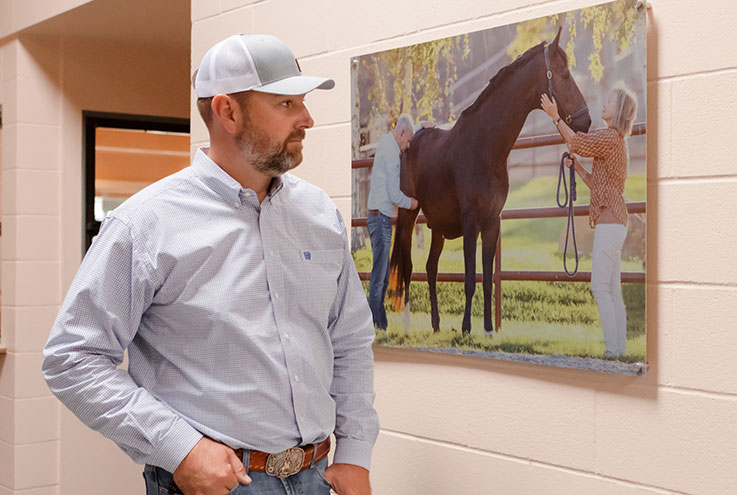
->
xmin=551 ymin=25 xmax=563 ymax=49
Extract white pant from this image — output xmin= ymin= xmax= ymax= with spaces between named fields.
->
xmin=591 ymin=224 xmax=628 ymax=357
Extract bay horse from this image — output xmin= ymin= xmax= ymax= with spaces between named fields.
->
xmin=387 ymin=28 xmax=592 ymax=335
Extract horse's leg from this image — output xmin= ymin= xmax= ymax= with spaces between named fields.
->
xmin=461 ymin=223 xmax=480 ymax=334
xmin=480 ymin=218 xmax=501 ymax=336
xmin=426 ymin=230 xmax=445 ymax=333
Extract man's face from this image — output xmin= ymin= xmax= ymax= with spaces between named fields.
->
xmin=398 ymin=129 xmax=412 ymax=152
xmin=235 ymin=92 xmax=314 ymax=177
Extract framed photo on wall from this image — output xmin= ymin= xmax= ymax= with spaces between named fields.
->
xmin=350 ymin=0 xmax=647 ymax=375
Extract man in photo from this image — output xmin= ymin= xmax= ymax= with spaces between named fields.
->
xmin=366 ymin=114 xmax=420 ymax=330
xmin=43 ymin=34 xmax=378 ymax=495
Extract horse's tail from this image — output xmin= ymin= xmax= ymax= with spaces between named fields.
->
xmin=387 ymin=206 xmax=419 ymax=312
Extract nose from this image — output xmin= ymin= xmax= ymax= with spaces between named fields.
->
xmin=297 ymin=100 xmax=314 ymax=129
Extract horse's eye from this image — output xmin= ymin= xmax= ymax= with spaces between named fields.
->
xmin=562 ymin=69 xmax=571 ymax=80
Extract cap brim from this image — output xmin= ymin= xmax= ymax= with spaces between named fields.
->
xmin=252 ymin=75 xmax=335 ymax=95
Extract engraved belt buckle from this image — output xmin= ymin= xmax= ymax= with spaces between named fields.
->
xmin=265 ymin=447 xmax=305 ymax=478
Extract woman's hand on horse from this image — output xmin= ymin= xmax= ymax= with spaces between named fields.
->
xmin=540 ymin=94 xmax=560 ymax=121
xmin=409 ymin=198 xmax=419 ymax=210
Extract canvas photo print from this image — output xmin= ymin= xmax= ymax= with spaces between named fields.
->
xmin=351 ymin=0 xmax=647 ymax=375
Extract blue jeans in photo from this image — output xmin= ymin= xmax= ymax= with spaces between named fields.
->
xmin=366 ymin=212 xmax=393 ymax=330
xmin=143 ymin=454 xmax=331 ymax=495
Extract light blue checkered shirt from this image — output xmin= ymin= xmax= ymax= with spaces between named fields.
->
xmin=42 ymin=149 xmax=379 ymax=473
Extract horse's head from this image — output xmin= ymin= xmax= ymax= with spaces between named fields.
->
xmin=542 ymin=27 xmax=591 ymax=133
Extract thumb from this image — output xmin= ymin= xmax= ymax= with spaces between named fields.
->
xmin=228 ymin=449 xmax=252 ymax=485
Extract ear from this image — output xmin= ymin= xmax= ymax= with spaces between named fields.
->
xmin=211 ymin=94 xmax=239 ymax=135
xmin=551 ymin=25 xmax=562 ymax=48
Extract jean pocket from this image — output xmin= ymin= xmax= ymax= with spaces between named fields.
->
xmin=154 ymin=467 xmax=184 ymax=495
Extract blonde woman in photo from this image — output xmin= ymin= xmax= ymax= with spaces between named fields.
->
xmin=541 ymin=86 xmax=638 ymax=358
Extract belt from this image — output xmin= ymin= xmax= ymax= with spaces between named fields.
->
xmin=234 ymin=437 xmax=330 ymax=479
xmin=368 ymin=209 xmax=380 ymax=216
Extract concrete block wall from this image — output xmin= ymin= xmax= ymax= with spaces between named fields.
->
xmin=0 ymin=36 xmax=63 ymax=495
xmin=191 ymin=1 xmax=737 ymax=494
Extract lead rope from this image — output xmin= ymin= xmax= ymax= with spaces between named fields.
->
xmin=556 ymin=152 xmax=579 ymax=276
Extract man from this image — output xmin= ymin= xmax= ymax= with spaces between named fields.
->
xmin=42 ymin=34 xmax=378 ymax=495
xmin=365 ymin=115 xmax=419 ymax=330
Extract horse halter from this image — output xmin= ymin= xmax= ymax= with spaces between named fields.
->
xmin=544 ymin=43 xmax=589 ymax=125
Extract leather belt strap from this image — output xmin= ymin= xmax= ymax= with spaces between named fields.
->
xmin=234 ymin=437 xmax=330 ymax=477
xmin=368 ymin=209 xmax=380 ymax=216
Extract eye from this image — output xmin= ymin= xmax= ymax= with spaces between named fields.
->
xmin=561 ymin=68 xmax=571 ymax=80
xmin=280 ymin=100 xmax=293 ymax=108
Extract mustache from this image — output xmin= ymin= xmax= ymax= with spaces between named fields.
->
xmin=287 ymin=129 xmax=306 ymax=141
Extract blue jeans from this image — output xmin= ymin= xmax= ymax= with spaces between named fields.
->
xmin=143 ymin=454 xmax=331 ymax=495
xmin=366 ymin=213 xmax=393 ymax=330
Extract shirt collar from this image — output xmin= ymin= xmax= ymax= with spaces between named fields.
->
xmin=192 ymin=148 xmax=285 ymax=204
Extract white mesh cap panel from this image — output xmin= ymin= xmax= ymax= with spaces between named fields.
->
xmin=194 ymin=34 xmax=334 ymax=98
xmin=195 ymin=34 xmax=261 ymax=98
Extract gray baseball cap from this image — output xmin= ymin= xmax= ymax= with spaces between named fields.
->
xmin=195 ymin=34 xmax=335 ymax=98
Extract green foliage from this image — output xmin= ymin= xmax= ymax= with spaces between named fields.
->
xmin=364 ymin=35 xmax=470 ymax=127
xmin=508 ymin=0 xmax=643 ymax=82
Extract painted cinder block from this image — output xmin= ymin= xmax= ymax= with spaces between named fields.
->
xmin=656 ymin=181 xmax=737 ymax=285
xmin=646 ymin=80 xmax=671 ymax=179
xmin=296 ymin=123 xmax=351 ymax=198
xmin=220 ymin=0 xmax=263 ymax=12
xmin=11 ymin=125 xmax=60 ymax=170
xmin=0 ymin=485 xmax=59 ymax=495
xmin=1 ymin=169 xmax=59 ymax=216
xmin=2 ymin=261 xmax=60 ymax=307
xmin=191 ymin=0 xmax=221 ymax=23
xmin=373 ymin=356 xmax=600 ymax=471
xmin=649 ymin=0 xmax=737 ymax=79
xmin=296 ymin=53 xmax=351 ymax=127
xmin=0 ymin=352 xmax=51 ymax=399
xmin=13 ymin=440 xmax=59 ymax=490
xmin=3 ymin=215 xmax=59 ymax=261
xmin=372 ymin=431 xmax=674 ymax=495
xmin=13 ymin=76 xmax=62 ymax=127
xmin=0 ymin=38 xmax=18 ymax=82
xmin=2 ymin=306 xmax=59 ymax=354
xmin=657 ymin=287 xmax=737 ymax=395
xmin=670 ymin=71 xmax=737 ymax=178
xmin=16 ymin=36 xmax=61 ymax=84
xmin=595 ymin=387 xmax=737 ymax=495
xmin=251 ymin=0 xmax=329 ymax=58
xmin=0 ymin=396 xmax=59 ymax=444
xmin=192 ymin=4 xmax=254 ymax=69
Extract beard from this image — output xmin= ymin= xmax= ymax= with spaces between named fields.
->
xmin=236 ymin=122 xmax=306 ymax=177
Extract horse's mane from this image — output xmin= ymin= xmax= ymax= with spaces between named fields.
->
xmin=460 ymin=41 xmax=547 ymax=118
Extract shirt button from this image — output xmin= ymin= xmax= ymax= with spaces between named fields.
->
xmin=284 ymin=334 xmax=290 ymax=340
xmin=244 ymin=191 xmax=252 ymax=197
xmin=269 ymin=249 xmax=275 ymax=256
xmin=294 ymin=375 xmax=300 ymax=382
xmin=274 ymin=292 xmax=280 ymax=300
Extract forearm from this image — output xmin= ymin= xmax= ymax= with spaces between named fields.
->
xmin=574 ymin=160 xmax=593 ymax=189
xmin=43 ymin=344 xmax=203 ymax=471
xmin=557 ymin=119 xmax=576 ymax=144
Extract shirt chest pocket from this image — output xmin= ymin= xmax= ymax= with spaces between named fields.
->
xmin=292 ymin=248 xmax=343 ymax=320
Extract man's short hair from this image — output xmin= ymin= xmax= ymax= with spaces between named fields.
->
xmin=193 ymin=70 xmax=251 ymax=127
xmin=395 ymin=114 xmax=414 ymax=135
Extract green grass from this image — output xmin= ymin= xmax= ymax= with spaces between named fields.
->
xmin=374 ymin=315 xmax=646 ymax=363
xmin=354 ymin=174 xmax=647 ymax=361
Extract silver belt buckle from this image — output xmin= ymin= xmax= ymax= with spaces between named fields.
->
xmin=265 ymin=447 xmax=306 ymax=478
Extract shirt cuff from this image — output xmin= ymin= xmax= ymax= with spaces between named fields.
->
xmin=147 ymin=419 xmax=204 ymax=473
xmin=333 ymin=437 xmax=374 ymax=471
